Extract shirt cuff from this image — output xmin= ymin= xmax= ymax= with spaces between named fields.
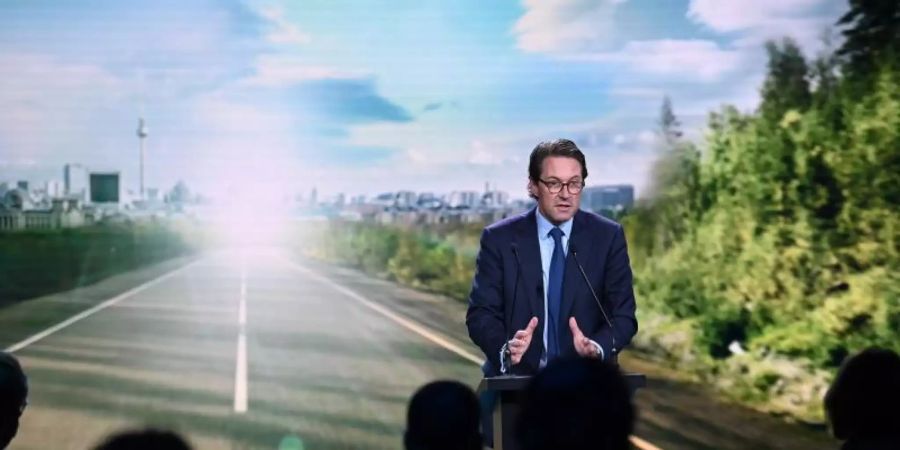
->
xmin=499 ymin=343 xmax=509 ymax=374
xmin=588 ymin=339 xmax=604 ymax=361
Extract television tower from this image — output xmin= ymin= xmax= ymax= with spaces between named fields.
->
xmin=137 ymin=117 xmax=148 ymax=199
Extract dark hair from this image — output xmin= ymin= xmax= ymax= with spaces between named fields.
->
xmin=824 ymin=347 xmax=900 ymax=441
xmin=516 ymin=358 xmax=634 ymax=450
xmin=405 ymin=380 xmax=481 ymax=450
xmin=92 ymin=428 xmax=192 ymax=450
xmin=0 ymin=352 xmax=27 ymax=449
xmin=0 ymin=352 xmax=27 ymax=415
xmin=527 ymin=139 xmax=588 ymax=183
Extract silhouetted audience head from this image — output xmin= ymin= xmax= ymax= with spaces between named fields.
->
xmin=516 ymin=357 xmax=634 ymax=450
xmin=824 ymin=347 xmax=900 ymax=450
xmin=405 ymin=380 xmax=481 ymax=450
xmin=92 ymin=428 xmax=192 ymax=450
xmin=0 ymin=352 xmax=27 ymax=450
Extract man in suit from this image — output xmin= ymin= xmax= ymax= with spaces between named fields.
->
xmin=466 ymin=139 xmax=638 ymax=377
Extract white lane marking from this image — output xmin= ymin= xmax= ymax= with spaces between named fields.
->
xmin=630 ymin=435 xmax=664 ymax=450
xmin=234 ymin=332 xmax=248 ymax=413
xmin=281 ymin=258 xmax=482 ymax=365
xmin=238 ymin=268 xmax=247 ymax=326
xmin=234 ymin=265 xmax=248 ymax=413
xmin=5 ymin=260 xmax=201 ymax=353
xmin=282 ymin=258 xmax=664 ymax=450
xmin=111 ymin=303 xmax=234 ymax=314
xmin=238 ymin=300 xmax=247 ymax=326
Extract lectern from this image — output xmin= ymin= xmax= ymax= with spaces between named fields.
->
xmin=478 ymin=373 xmax=646 ymax=450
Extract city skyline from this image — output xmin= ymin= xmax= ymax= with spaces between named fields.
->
xmin=0 ymin=1 xmax=845 ymax=200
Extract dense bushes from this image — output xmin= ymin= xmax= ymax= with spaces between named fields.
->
xmin=0 ymin=223 xmax=195 ymax=304
xmin=305 ymin=221 xmax=481 ymax=302
xmin=621 ymin=35 xmax=899 ymax=419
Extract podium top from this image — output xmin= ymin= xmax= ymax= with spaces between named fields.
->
xmin=479 ymin=373 xmax=647 ymax=394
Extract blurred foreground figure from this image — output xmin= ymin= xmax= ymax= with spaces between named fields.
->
xmin=92 ymin=428 xmax=192 ymax=450
xmin=825 ymin=347 xmax=900 ymax=450
xmin=405 ymin=380 xmax=482 ymax=450
xmin=0 ymin=352 xmax=27 ymax=450
xmin=516 ymin=357 xmax=633 ymax=450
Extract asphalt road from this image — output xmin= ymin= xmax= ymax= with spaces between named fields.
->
xmin=2 ymin=247 xmax=837 ymax=450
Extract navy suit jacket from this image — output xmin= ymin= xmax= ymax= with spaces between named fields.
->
xmin=466 ymin=207 xmax=638 ymax=376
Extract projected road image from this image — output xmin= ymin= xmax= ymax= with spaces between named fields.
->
xmin=3 ymin=0 xmax=897 ymax=449
xmin=4 ymin=248 xmax=481 ymax=449
xmin=1 ymin=244 xmax=834 ymax=450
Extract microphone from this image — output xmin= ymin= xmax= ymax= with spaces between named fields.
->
xmin=502 ymin=242 xmax=524 ymax=374
xmin=569 ymin=244 xmax=618 ymax=363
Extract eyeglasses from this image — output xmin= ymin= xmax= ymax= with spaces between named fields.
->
xmin=539 ymin=178 xmax=584 ymax=194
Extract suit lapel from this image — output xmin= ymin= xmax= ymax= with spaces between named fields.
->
xmin=514 ymin=208 xmax=544 ymax=334
xmin=560 ymin=210 xmax=590 ymax=324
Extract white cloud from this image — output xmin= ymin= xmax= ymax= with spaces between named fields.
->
xmin=513 ymin=0 xmax=625 ymax=53
xmin=582 ymin=39 xmax=745 ymax=81
xmin=259 ymin=6 xmax=312 ymax=46
xmin=240 ymin=54 xmax=369 ymax=87
xmin=688 ymin=0 xmax=839 ymax=54
xmin=688 ymin=0 xmax=823 ymax=33
xmin=152 ymin=92 xmax=302 ymax=195
xmin=637 ymin=130 xmax=657 ymax=146
xmin=468 ymin=140 xmax=505 ymax=166
xmin=0 ymin=53 xmax=125 ymax=162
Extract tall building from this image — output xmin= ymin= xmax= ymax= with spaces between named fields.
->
xmin=64 ymin=164 xmax=89 ymax=201
xmin=581 ymin=184 xmax=634 ymax=213
xmin=395 ymin=191 xmax=417 ymax=210
xmin=89 ymin=172 xmax=121 ymax=204
xmin=45 ymin=180 xmax=64 ymax=198
xmin=481 ymin=190 xmax=509 ymax=208
xmin=447 ymin=191 xmax=479 ymax=209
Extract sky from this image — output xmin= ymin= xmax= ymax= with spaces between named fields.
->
xmin=0 ymin=0 xmax=847 ymax=201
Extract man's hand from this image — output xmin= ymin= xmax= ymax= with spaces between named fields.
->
xmin=569 ymin=317 xmax=599 ymax=358
xmin=508 ymin=317 xmax=538 ymax=365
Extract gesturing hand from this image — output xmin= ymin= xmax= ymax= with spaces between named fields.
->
xmin=508 ymin=317 xmax=538 ymax=365
xmin=569 ymin=317 xmax=599 ymax=358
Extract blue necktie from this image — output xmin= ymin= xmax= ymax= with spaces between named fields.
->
xmin=547 ymin=227 xmax=565 ymax=361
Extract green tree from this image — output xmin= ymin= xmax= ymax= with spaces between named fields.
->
xmin=760 ymin=38 xmax=812 ymax=123
xmin=837 ymin=0 xmax=900 ymax=79
xmin=658 ymin=95 xmax=682 ymax=145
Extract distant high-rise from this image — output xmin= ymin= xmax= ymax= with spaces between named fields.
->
xmin=481 ymin=190 xmax=508 ymax=208
xmin=64 ymin=164 xmax=89 ymax=201
xmin=89 ymin=172 xmax=121 ymax=204
xmin=45 ymin=180 xmax=63 ymax=198
xmin=16 ymin=180 xmax=28 ymax=192
xmin=447 ymin=191 xmax=479 ymax=209
xmin=581 ymin=184 xmax=634 ymax=213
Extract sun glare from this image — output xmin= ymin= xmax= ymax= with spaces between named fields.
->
xmin=209 ymin=180 xmax=293 ymax=247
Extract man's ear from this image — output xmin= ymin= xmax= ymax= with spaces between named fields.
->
xmin=527 ymin=181 xmax=537 ymax=200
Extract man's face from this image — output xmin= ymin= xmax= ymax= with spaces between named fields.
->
xmin=529 ymin=156 xmax=583 ymax=225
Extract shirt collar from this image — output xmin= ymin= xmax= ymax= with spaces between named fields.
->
xmin=535 ymin=207 xmax=574 ymax=239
